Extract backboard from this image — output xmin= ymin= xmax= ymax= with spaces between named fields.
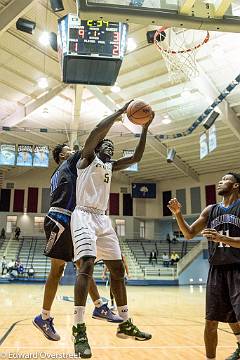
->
xmin=77 ymin=0 xmax=240 ymax=32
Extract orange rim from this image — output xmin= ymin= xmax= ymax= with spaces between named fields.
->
xmin=154 ymin=26 xmax=210 ymax=54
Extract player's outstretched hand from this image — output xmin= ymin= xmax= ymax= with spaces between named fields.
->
xmin=143 ymin=110 xmax=155 ymax=129
xmin=119 ymin=100 xmax=134 ymax=113
xmin=167 ymin=198 xmax=181 ymax=215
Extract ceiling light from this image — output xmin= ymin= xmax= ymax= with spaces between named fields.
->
xmin=127 ymin=38 xmax=137 ymax=52
xmin=162 ymin=115 xmax=172 ymax=124
xmin=38 ymin=77 xmax=48 ymax=89
xmin=16 ymin=18 xmax=36 ymax=34
xmin=49 ymin=32 xmax=58 ymax=52
xmin=39 ymin=32 xmax=50 ymax=46
xmin=211 ymin=43 xmax=224 ymax=58
xmin=50 ymin=0 xmax=64 ymax=12
xmin=167 ymin=148 xmax=176 ymax=163
xmin=181 ymin=89 xmax=191 ymax=98
xmin=111 ymin=84 xmax=121 ymax=93
xmin=203 ymin=111 xmax=220 ymax=130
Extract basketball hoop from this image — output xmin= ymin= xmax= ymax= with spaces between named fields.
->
xmin=154 ymin=27 xmax=210 ymax=84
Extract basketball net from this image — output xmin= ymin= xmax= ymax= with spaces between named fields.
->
xmin=154 ymin=27 xmax=210 ymax=84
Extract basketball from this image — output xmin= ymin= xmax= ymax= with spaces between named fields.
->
xmin=127 ymin=99 xmax=152 ymax=125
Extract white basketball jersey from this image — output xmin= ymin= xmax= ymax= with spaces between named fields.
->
xmin=76 ymin=156 xmax=112 ymax=211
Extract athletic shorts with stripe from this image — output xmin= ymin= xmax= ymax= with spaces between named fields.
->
xmin=44 ymin=212 xmax=73 ymax=262
xmin=71 ymin=208 xmax=122 ymax=262
xmin=206 ymin=264 xmax=240 ymax=323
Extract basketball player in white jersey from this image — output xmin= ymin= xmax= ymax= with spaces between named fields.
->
xmin=71 ymin=101 xmax=154 ymax=358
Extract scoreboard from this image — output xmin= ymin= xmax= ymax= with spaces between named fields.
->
xmin=69 ymin=19 xmax=126 ymax=58
xmin=58 ymin=15 xmax=128 ymax=85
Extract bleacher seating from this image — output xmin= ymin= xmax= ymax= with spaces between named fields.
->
xmin=0 ymin=236 xmax=50 ymax=281
xmin=0 ymin=235 xmax=202 ymax=282
xmin=17 ymin=236 xmax=51 ymax=280
xmin=125 ymin=238 xmax=201 ymax=279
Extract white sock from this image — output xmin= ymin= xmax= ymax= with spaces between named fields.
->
xmin=94 ymin=298 xmax=104 ymax=308
xmin=41 ymin=309 xmax=50 ymax=320
xmin=74 ymin=306 xmax=85 ymax=326
xmin=117 ymin=305 xmax=129 ymax=322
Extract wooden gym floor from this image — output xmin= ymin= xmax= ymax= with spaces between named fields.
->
xmin=0 ymin=284 xmax=236 ymax=359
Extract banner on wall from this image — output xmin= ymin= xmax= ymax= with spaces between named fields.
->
xmin=33 ymin=145 xmax=49 ymax=167
xmin=208 ymin=124 xmax=217 ymax=153
xmin=0 ymin=144 xmax=16 ymax=166
xmin=200 ymin=133 xmax=208 ymax=159
xmin=122 ymin=150 xmax=138 ymax=172
xmin=16 ymin=144 xmax=33 ymax=166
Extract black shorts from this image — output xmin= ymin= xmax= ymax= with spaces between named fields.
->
xmin=206 ymin=264 xmax=240 ymax=323
xmin=44 ymin=213 xmax=73 ymax=262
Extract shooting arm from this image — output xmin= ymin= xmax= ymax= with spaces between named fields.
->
xmin=112 ymin=117 xmax=152 ymax=171
xmin=79 ymin=109 xmax=125 ymax=165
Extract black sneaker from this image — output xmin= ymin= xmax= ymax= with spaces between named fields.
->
xmin=72 ymin=323 xmax=92 ymax=358
xmin=116 ymin=318 xmax=152 ymax=341
xmin=225 ymin=343 xmax=240 ymax=360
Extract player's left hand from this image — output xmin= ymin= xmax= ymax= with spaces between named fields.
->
xmin=120 ymin=100 xmax=134 ymax=113
xmin=201 ymin=228 xmax=223 ymax=242
xmin=143 ymin=111 xmax=155 ymax=129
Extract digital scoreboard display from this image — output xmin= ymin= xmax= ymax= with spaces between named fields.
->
xmin=68 ymin=17 xmax=127 ymax=58
xmin=68 ymin=20 xmax=126 ymax=58
xmin=58 ymin=14 xmax=128 ymax=85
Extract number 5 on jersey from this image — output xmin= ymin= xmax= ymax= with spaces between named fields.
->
xmin=104 ymin=173 xmax=110 ymax=183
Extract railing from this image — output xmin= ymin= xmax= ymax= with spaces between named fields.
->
xmin=23 ymin=237 xmax=34 ymax=277
xmin=143 ymin=266 xmax=177 ymax=279
xmin=181 ymin=241 xmax=188 ymax=257
xmin=119 ymin=237 xmax=145 ymax=278
xmin=44 ymin=254 xmax=49 ymax=281
xmin=16 ymin=237 xmax=24 ymax=260
xmin=30 ymin=238 xmax=38 ymax=267
xmin=177 ymin=239 xmax=208 ymax=275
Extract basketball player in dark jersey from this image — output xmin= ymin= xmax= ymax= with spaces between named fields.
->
xmin=168 ymin=172 xmax=240 ymax=360
xmin=33 ymin=144 xmax=122 ymax=341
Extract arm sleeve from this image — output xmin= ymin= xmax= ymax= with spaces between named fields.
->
xmin=67 ymin=151 xmax=81 ymax=174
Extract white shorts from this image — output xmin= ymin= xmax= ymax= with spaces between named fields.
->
xmin=71 ymin=208 xmax=122 ymax=262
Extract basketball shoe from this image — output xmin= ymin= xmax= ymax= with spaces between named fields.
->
xmin=33 ymin=315 xmax=60 ymax=341
xmin=92 ymin=303 xmax=123 ymax=323
xmin=225 ymin=343 xmax=240 ymax=360
xmin=72 ymin=323 xmax=91 ymax=358
xmin=116 ymin=318 xmax=152 ymax=341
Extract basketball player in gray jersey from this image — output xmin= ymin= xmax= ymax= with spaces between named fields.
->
xmin=71 ymin=101 xmax=154 ymax=358
xmin=168 ymin=172 xmax=240 ymax=360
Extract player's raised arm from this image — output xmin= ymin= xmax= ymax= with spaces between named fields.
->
xmin=167 ymin=198 xmax=211 ymax=239
xmin=78 ymin=101 xmax=132 ymax=167
xmin=112 ymin=112 xmax=154 ymax=172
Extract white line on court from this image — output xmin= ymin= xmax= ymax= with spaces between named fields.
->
xmin=0 ymin=345 xmax=234 ymax=349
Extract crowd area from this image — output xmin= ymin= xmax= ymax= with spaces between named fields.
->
xmin=1 ymin=255 xmax=35 ymax=278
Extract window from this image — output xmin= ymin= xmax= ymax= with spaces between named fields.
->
xmin=115 ymin=219 xmax=125 ymax=237
xmin=34 ymin=216 xmax=45 ymax=233
xmin=6 ymin=216 xmax=17 ymax=233
xmin=140 ymin=221 xmax=145 ymax=238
